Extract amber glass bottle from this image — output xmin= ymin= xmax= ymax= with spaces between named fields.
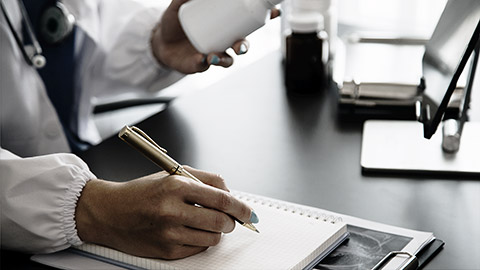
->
xmin=285 ymin=13 xmax=328 ymax=95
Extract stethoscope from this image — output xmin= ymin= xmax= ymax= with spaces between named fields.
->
xmin=0 ymin=0 xmax=75 ymax=69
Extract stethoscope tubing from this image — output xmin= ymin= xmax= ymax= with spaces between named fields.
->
xmin=1 ymin=0 xmax=46 ymax=68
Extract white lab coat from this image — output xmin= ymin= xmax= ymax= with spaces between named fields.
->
xmin=0 ymin=0 xmax=182 ymax=253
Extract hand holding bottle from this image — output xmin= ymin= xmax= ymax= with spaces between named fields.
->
xmin=151 ymin=0 xmax=281 ymax=74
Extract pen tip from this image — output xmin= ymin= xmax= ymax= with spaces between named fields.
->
xmin=243 ymin=223 xmax=260 ymax=233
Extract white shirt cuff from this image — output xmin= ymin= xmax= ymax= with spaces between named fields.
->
xmin=63 ymin=168 xmax=96 ymax=247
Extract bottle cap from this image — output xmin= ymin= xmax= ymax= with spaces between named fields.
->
xmin=289 ymin=12 xmax=324 ymax=33
xmin=293 ymin=0 xmax=332 ymax=11
xmin=265 ymin=0 xmax=283 ymax=6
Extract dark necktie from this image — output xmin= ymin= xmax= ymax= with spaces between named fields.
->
xmin=22 ymin=0 xmax=88 ymax=152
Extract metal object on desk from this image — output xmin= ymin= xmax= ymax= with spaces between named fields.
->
xmin=442 ymin=119 xmax=461 ymax=153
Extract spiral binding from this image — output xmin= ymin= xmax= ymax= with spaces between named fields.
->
xmin=234 ymin=191 xmax=343 ymax=224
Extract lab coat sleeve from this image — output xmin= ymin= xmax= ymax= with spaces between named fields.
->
xmin=0 ymin=148 xmax=96 ymax=254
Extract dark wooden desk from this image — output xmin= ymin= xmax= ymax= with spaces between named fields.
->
xmin=79 ymin=51 xmax=479 ymax=269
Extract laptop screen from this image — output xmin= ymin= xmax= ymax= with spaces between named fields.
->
xmin=420 ymin=0 xmax=480 ymax=138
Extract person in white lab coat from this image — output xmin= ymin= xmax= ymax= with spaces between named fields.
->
xmin=0 ymin=0 xmax=275 ymax=259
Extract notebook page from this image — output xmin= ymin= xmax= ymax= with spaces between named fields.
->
xmin=77 ymin=193 xmax=347 ymax=270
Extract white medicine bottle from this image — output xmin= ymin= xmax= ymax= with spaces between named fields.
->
xmin=179 ymin=0 xmax=283 ymax=54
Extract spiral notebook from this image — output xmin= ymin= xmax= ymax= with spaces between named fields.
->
xmin=71 ymin=191 xmax=349 ymax=270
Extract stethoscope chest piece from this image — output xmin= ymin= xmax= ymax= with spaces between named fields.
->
xmin=39 ymin=2 xmax=75 ymax=44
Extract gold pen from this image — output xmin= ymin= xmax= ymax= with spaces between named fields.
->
xmin=118 ymin=125 xmax=259 ymax=233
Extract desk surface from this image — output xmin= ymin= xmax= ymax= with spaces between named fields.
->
xmin=3 ymin=1 xmax=479 ymax=268
xmin=78 ymin=51 xmax=479 ymax=269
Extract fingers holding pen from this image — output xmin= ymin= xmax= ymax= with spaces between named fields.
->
xmin=156 ymin=172 xmax=252 ymax=231
xmin=182 ymin=166 xmax=259 ymax=231
xmin=179 ymin=203 xmax=236 ymax=233
xmin=184 ymin=165 xmax=229 ymax=191
xmin=183 ymin=180 xmax=257 ymax=227
xmin=81 ymin=171 xmax=255 ymax=260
